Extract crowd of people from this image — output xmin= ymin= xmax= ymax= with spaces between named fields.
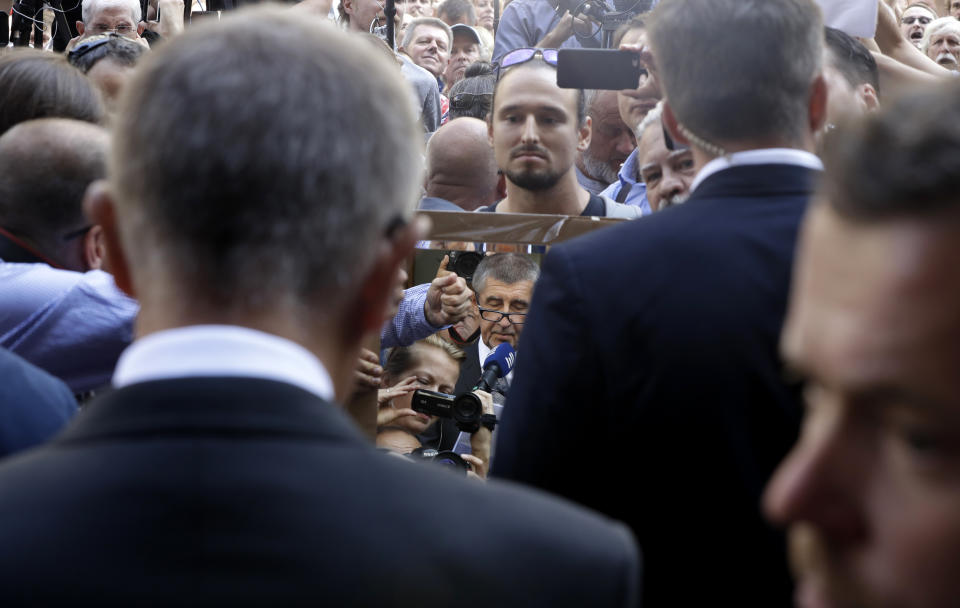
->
xmin=2 ymin=0 xmax=960 ymax=605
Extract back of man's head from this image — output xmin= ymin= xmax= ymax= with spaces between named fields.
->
xmin=0 ymin=50 xmax=104 ymax=136
xmin=648 ymin=0 xmax=823 ymax=148
xmin=105 ymin=7 xmax=420 ymax=313
xmin=824 ymin=26 xmax=879 ymax=95
xmin=425 ymin=117 xmax=499 ymax=209
xmin=0 ymin=119 xmax=108 ymax=270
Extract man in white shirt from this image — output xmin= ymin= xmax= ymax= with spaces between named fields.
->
xmin=0 ymin=8 xmax=639 ymax=606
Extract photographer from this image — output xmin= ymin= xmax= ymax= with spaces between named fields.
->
xmin=376 ymin=335 xmax=495 ymax=477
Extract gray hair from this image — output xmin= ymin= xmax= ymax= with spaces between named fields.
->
xmin=110 ymin=7 xmax=421 ymax=309
xmin=472 ymin=253 xmax=540 ymax=296
xmin=921 ymin=16 xmax=960 ymax=54
xmin=402 ymin=17 xmax=453 ymax=50
xmin=636 ymin=100 xmax=664 ymax=139
xmin=82 ymin=0 xmax=141 ymax=25
xmin=648 ymin=0 xmax=823 ymax=148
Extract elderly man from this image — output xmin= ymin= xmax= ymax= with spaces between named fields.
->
xmin=0 ymin=9 xmax=639 ymax=604
xmin=631 ymin=102 xmax=694 ymax=211
xmin=900 ymin=3 xmax=937 ymax=48
xmin=575 ymin=90 xmax=637 ymax=195
xmin=765 ymin=78 xmax=960 ymax=608
xmin=923 ymin=16 xmax=960 ymax=70
xmin=483 ymin=48 xmax=639 ymax=217
xmin=75 ymin=0 xmax=145 ymax=43
xmin=399 ymin=17 xmax=452 ymax=80
xmin=493 ymin=0 xmax=827 ymax=605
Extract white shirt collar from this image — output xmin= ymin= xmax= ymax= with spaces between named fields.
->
xmin=112 ymin=325 xmax=335 ymax=401
xmin=689 ymin=148 xmax=823 ymax=194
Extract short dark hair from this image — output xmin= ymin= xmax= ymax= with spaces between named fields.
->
xmin=0 ymin=49 xmax=104 ymax=136
xmin=67 ymin=34 xmax=146 ymax=74
xmin=110 ymin=7 xmax=422 ymax=308
xmin=822 ymin=79 xmax=960 ymax=221
xmin=492 ymin=60 xmax=586 ymax=127
xmin=437 ymin=0 xmax=477 ymax=25
xmin=448 ymin=73 xmax=495 ymax=120
xmin=824 ymin=26 xmax=880 ymax=96
xmin=612 ymin=15 xmax=646 ymax=48
xmin=0 ymin=119 xmax=108 ymax=253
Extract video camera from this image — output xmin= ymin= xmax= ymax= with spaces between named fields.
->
xmin=407 ymin=447 xmax=471 ymax=475
xmin=556 ymin=0 xmax=654 ymax=48
xmin=411 ymin=342 xmax=515 ymax=433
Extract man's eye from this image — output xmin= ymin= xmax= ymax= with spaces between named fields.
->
xmin=642 ymin=171 xmax=661 ymax=184
xmin=676 ymin=158 xmax=695 ymax=172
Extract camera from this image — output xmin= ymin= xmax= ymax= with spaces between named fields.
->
xmin=407 ymin=447 xmax=470 ymax=475
xmin=411 ymin=388 xmax=495 ymax=434
xmin=445 ymin=251 xmax=483 ymax=286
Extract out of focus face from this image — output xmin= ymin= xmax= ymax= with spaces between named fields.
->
xmin=403 ymin=0 xmax=433 ymax=17
xmin=927 ymin=29 xmax=960 ymax=70
xmin=635 ymin=124 xmax=694 ymax=211
xmin=404 ymin=24 xmax=450 ymax=78
xmin=616 ymin=27 xmax=660 ymax=131
xmin=900 ymin=5 xmax=934 ymax=48
xmin=474 ymin=0 xmax=494 ymax=31
xmin=344 ymin=0 xmax=386 ymax=32
xmin=952 ymin=1 xmax=960 ymax=19
xmin=87 ymin=58 xmax=134 ymax=115
xmin=384 ymin=344 xmax=460 ymax=435
xmin=764 ymin=202 xmax=960 ymax=608
xmin=82 ymin=5 xmax=140 ymax=40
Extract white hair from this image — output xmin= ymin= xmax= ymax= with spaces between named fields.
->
xmin=921 ymin=16 xmax=960 ymax=54
xmin=82 ymin=0 xmax=141 ymax=25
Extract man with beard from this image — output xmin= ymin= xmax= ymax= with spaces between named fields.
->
xmin=575 ymin=89 xmax=637 ymax=196
xmin=922 ymin=16 xmax=960 ymax=71
xmin=482 ymin=50 xmax=640 ymax=217
xmin=764 ymin=78 xmax=960 ymax=608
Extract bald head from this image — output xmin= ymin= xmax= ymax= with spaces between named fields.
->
xmin=0 ymin=118 xmax=109 ymax=270
xmin=425 ymin=117 xmax=499 ymax=210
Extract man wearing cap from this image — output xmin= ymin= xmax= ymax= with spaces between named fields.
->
xmin=443 ymin=24 xmax=483 ymax=92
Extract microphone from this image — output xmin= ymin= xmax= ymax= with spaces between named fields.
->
xmin=475 ymin=343 xmax=516 ymax=393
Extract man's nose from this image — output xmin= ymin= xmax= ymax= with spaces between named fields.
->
xmin=615 ymin=131 xmax=636 ymax=158
xmin=660 ymin=168 xmax=689 ymax=202
xmin=521 ymin=115 xmax=539 ymax=144
xmin=762 ymin=403 xmax=867 ymax=547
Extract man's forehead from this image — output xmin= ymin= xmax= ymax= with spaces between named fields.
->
xmin=495 ymin=65 xmax=574 ymax=109
xmin=480 ymin=278 xmax=534 ymax=299
xmin=413 ymin=24 xmax=448 ymax=41
xmin=91 ymin=5 xmax=136 ymax=21
xmin=784 ymin=202 xmax=960 ymax=397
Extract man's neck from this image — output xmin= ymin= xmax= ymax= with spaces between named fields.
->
xmin=499 ymin=170 xmax=590 ymax=215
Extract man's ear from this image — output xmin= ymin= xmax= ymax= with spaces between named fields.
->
xmin=808 ymin=73 xmax=828 ymax=135
xmin=83 ymin=180 xmax=135 ymax=297
xmin=577 ymin=115 xmax=592 ymax=153
xmin=857 ymin=82 xmax=880 ymax=113
xmin=487 ymin=114 xmax=495 ymax=146
xmin=82 ymin=225 xmax=105 ymax=271
xmin=349 ymin=214 xmax=427 ymax=339
xmin=341 ymin=0 xmax=355 ymax=17
xmin=76 ymin=21 xmax=84 ymax=35
xmin=137 ymin=21 xmax=146 ymax=37
xmin=661 ymin=101 xmax=689 ymax=147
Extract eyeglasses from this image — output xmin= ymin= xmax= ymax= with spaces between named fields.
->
xmin=87 ymin=23 xmax=137 ymax=37
xmin=451 ymin=93 xmax=493 ymax=110
xmin=61 ymin=225 xmax=94 ymax=242
xmin=478 ymin=306 xmax=527 ymax=325
xmin=901 ymin=15 xmax=932 ymax=25
xmin=495 ymin=47 xmax=558 ymax=80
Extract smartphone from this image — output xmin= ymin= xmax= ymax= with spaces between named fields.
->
xmin=556 ymin=48 xmax=643 ymax=90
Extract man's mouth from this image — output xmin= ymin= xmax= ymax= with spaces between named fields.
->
xmin=511 ymin=147 xmax=548 ymax=161
xmin=937 ymin=52 xmax=959 ymax=68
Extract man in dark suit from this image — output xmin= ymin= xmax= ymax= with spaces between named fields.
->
xmin=492 ymin=0 xmax=827 ymax=605
xmin=0 ymin=7 xmax=638 ymax=606
xmin=0 ymin=347 xmax=76 ymax=458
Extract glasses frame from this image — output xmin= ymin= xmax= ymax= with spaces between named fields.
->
xmin=478 ymin=306 xmax=527 ymax=325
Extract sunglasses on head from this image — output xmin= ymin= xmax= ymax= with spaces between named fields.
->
xmin=495 ymin=47 xmax=559 ymax=80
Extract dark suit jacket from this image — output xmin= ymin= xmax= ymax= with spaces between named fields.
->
xmin=492 ymin=164 xmax=816 ymax=606
xmin=0 ymin=376 xmax=639 ymax=606
xmin=0 ymin=347 xmax=76 ymax=458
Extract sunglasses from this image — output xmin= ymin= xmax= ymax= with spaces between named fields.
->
xmin=495 ymin=47 xmax=559 ymax=80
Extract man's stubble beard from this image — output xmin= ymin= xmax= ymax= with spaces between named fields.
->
xmin=580 ymin=148 xmax=620 ymax=185
xmin=504 ymin=165 xmax=565 ymax=191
